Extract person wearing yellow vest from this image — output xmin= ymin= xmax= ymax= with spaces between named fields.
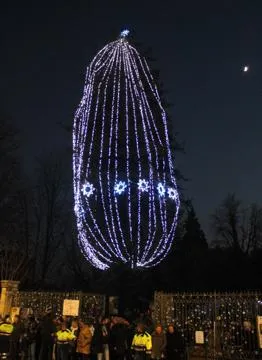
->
xmin=56 ymin=322 xmax=76 ymax=360
xmin=0 ymin=316 xmax=14 ymax=356
xmin=0 ymin=320 xmax=13 ymax=336
xmin=131 ymin=323 xmax=152 ymax=360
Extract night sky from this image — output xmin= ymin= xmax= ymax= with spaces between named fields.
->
xmin=1 ymin=0 xmax=262 ymax=234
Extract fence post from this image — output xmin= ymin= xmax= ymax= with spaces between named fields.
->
xmin=160 ymin=292 xmax=165 ymax=326
xmin=213 ymin=291 xmax=216 ymax=360
xmin=0 ymin=280 xmax=20 ymax=317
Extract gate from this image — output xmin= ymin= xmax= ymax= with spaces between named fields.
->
xmin=153 ymin=291 xmax=262 ymax=359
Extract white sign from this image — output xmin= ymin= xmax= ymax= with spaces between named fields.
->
xmin=62 ymin=299 xmax=80 ymax=317
xmin=257 ymin=316 xmax=262 ymax=349
xmin=195 ymin=330 xmax=204 ymax=344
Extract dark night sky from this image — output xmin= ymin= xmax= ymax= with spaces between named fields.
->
xmin=1 ymin=0 xmax=262 ymax=234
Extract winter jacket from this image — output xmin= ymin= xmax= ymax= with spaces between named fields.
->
xmin=166 ymin=330 xmax=184 ymax=358
xmin=40 ymin=316 xmax=56 ymax=344
xmin=76 ymin=325 xmax=92 ymax=355
xmin=151 ymin=331 xmax=166 ymax=359
xmin=131 ymin=331 xmax=152 ymax=355
xmin=110 ymin=323 xmax=128 ymax=355
xmin=92 ymin=324 xmax=110 ymax=353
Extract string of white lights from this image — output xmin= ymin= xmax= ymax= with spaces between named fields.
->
xmin=73 ymin=31 xmax=180 ymax=269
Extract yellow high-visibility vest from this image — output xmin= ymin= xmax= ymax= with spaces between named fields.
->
xmin=0 ymin=323 xmax=14 ymax=335
xmin=132 ymin=332 xmax=152 ymax=354
xmin=56 ymin=329 xmax=76 ymax=342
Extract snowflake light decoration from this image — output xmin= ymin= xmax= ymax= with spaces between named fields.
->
xmin=81 ymin=182 xmax=95 ymax=197
xmin=114 ymin=181 xmax=127 ymax=195
xmin=73 ymin=32 xmax=180 ymax=270
xmin=168 ymin=187 xmax=178 ymax=200
xmin=138 ymin=179 xmax=149 ymax=192
xmin=157 ymin=183 xmax=165 ymax=197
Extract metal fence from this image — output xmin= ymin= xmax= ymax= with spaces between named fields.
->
xmin=12 ymin=291 xmax=106 ymax=323
xmin=153 ymin=291 xmax=262 ymax=359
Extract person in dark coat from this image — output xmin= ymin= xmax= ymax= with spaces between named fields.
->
xmin=166 ymin=324 xmax=185 ymax=360
xmin=10 ymin=315 xmax=24 ymax=360
xmin=69 ymin=318 xmax=79 ymax=360
xmin=26 ymin=316 xmax=39 ymax=360
xmin=91 ymin=322 xmax=104 ymax=357
xmin=110 ymin=322 xmax=128 ymax=360
xmin=151 ymin=325 xmax=166 ymax=360
xmin=39 ymin=311 xmax=56 ymax=360
xmin=91 ymin=317 xmax=110 ymax=360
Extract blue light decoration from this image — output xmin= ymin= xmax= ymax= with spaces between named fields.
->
xmin=81 ymin=182 xmax=95 ymax=197
xmin=157 ymin=183 xmax=166 ymax=197
xmin=138 ymin=179 xmax=149 ymax=192
xmin=120 ymin=29 xmax=130 ymax=38
xmin=73 ymin=31 xmax=180 ymax=270
xmin=167 ymin=187 xmax=178 ymax=200
xmin=114 ymin=181 xmax=127 ymax=195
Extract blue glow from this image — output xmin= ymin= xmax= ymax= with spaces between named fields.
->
xmin=167 ymin=187 xmax=177 ymax=200
xmin=73 ymin=34 xmax=180 ymax=270
xmin=157 ymin=183 xmax=165 ymax=197
xmin=138 ymin=179 xmax=149 ymax=192
xmin=114 ymin=181 xmax=127 ymax=195
xmin=81 ymin=182 xmax=95 ymax=197
xmin=120 ymin=29 xmax=130 ymax=38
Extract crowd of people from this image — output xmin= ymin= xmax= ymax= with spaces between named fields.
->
xmin=0 ymin=310 xmax=185 ymax=360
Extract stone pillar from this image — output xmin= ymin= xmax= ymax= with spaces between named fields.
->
xmin=0 ymin=280 xmax=20 ymax=317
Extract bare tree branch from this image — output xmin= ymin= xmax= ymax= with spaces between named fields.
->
xmin=211 ymin=194 xmax=262 ymax=254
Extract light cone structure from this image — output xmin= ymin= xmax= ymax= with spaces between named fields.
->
xmin=73 ymin=32 xmax=180 ymax=270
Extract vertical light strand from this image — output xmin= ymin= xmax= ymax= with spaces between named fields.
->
xmin=123 ymin=48 xmax=142 ymax=262
xmin=122 ymin=43 xmax=133 ymax=265
xmin=127 ymin=49 xmax=163 ymax=264
xmin=113 ymin=42 xmax=129 ymax=261
xmin=125 ymin=50 xmax=154 ymax=265
xmin=97 ymin=46 xmax=124 ymax=259
xmin=106 ymin=45 xmax=128 ymax=260
xmin=82 ymin=50 xmax=118 ymax=258
xmin=130 ymin=49 xmax=178 ymax=265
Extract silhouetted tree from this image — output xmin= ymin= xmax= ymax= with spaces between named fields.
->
xmin=136 ymin=42 xmax=187 ymax=186
xmin=63 ymin=230 xmax=93 ymax=289
xmin=0 ymin=118 xmax=32 ymax=282
xmin=175 ymin=202 xmax=208 ymax=290
xmin=0 ymin=118 xmax=20 ymax=237
xmin=182 ymin=203 xmax=208 ymax=251
xmin=211 ymin=193 xmax=262 ymax=254
xmin=18 ymin=154 xmax=71 ymax=286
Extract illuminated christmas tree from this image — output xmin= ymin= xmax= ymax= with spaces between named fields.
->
xmin=73 ymin=30 xmax=180 ymax=270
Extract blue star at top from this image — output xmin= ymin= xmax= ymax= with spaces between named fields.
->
xmin=120 ymin=29 xmax=130 ymax=38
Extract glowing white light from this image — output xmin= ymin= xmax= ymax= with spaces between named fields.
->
xmin=81 ymin=182 xmax=95 ymax=197
xmin=157 ymin=183 xmax=165 ymax=197
xmin=120 ymin=29 xmax=130 ymax=38
xmin=114 ymin=181 xmax=127 ymax=195
xmin=243 ymin=65 xmax=249 ymax=72
xmin=138 ymin=179 xmax=149 ymax=192
xmin=73 ymin=33 xmax=180 ymax=270
xmin=167 ymin=187 xmax=177 ymax=200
